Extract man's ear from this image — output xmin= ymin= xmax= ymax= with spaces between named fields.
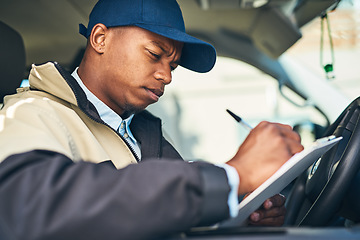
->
xmin=89 ymin=23 xmax=107 ymax=54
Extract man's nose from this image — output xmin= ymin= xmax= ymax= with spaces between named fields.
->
xmin=154 ymin=64 xmax=172 ymax=85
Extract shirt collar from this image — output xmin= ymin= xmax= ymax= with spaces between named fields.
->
xmin=71 ymin=68 xmax=137 ymax=144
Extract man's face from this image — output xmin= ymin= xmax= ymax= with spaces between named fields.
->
xmin=95 ymin=26 xmax=183 ymax=118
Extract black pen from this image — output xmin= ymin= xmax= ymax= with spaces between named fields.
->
xmin=226 ymin=109 xmax=253 ymax=131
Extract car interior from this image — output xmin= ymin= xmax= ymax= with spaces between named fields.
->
xmin=1 ymin=0 xmax=360 ymax=239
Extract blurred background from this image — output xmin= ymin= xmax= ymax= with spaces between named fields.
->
xmin=148 ymin=0 xmax=360 ymax=163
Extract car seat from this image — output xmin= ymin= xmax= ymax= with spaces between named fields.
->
xmin=0 ymin=21 xmax=26 ymax=104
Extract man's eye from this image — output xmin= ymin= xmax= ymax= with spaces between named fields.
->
xmin=149 ymin=51 xmax=161 ymax=59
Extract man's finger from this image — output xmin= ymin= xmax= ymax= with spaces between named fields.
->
xmin=263 ymin=194 xmax=286 ymax=209
xmin=251 ymin=205 xmax=286 ymax=220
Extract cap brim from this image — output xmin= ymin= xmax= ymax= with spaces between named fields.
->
xmin=135 ymin=23 xmax=216 ymax=73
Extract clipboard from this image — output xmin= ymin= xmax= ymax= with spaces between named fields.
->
xmin=219 ymin=135 xmax=343 ymax=227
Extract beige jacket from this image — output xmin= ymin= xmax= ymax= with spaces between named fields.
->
xmin=0 ymin=62 xmax=231 ymax=240
xmin=0 ymin=62 xmax=137 ymax=168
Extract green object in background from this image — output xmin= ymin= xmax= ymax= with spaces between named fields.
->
xmin=324 ymin=64 xmax=333 ymax=73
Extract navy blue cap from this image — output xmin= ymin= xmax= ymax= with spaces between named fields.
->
xmin=79 ymin=0 xmax=216 ymax=73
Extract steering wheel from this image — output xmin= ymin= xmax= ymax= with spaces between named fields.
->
xmin=285 ymin=97 xmax=360 ymax=226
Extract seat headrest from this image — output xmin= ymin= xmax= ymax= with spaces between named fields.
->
xmin=0 ymin=21 xmax=26 ymax=101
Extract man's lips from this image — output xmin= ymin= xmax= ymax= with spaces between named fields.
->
xmin=148 ymin=88 xmax=164 ymax=97
xmin=145 ymin=87 xmax=164 ymax=101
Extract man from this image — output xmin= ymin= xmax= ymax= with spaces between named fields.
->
xmin=0 ymin=0 xmax=303 ymax=239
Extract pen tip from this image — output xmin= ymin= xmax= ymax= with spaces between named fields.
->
xmin=226 ymin=109 xmax=241 ymax=122
xmin=226 ymin=109 xmax=233 ymax=115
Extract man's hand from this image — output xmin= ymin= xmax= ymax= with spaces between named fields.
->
xmin=226 ymin=121 xmax=304 ymax=195
xmin=248 ymin=194 xmax=286 ymax=226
